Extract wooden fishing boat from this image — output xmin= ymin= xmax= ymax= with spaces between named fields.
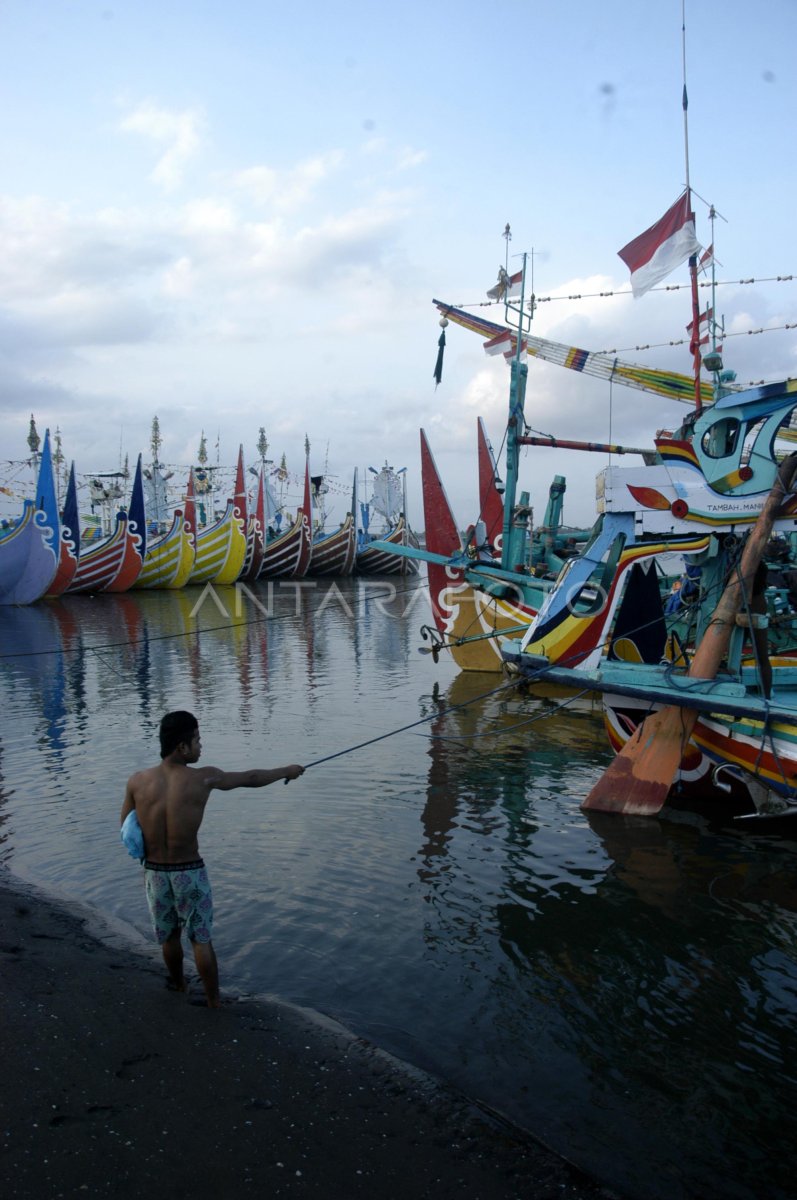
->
xmin=46 ymin=462 xmax=80 ymax=597
xmin=240 ymin=466 xmax=266 ymax=583
xmin=0 ymin=429 xmax=60 ymax=605
xmin=188 ymin=446 xmax=247 ymax=585
xmin=306 ymin=466 xmax=356 ymax=577
xmin=369 ymin=368 xmax=592 ymax=668
xmin=258 ymin=460 xmax=312 ymax=579
xmin=133 ymin=511 xmax=194 ymax=590
xmin=415 ymin=427 xmax=542 ymax=669
xmin=506 ymin=444 xmax=797 ymax=825
xmin=503 ymin=362 xmax=797 ymax=818
xmin=68 ymin=455 xmax=147 ymax=594
xmin=132 ymin=420 xmax=196 ymax=590
xmin=415 ymin=417 xmax=601 ymax=670
xmin=356 ymin=462 xmax=420 ymax=576
xmin=133 ymin=473 xmax=196 ymax=590
xmin=308 ymin=513 xmax=356 ymax=577
xmin=357 ymin=513 xmax=419 ymax=575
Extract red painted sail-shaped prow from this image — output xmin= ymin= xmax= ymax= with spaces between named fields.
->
xmin=183 ymin=470 xmax=196 ymax=547
xmin=420 ymin=428 xmax=463 ymax=634
xmin=295 ymin=458 xmax=313 ymax=578
xmin=476 ymin=417 xmax=504 ymax=556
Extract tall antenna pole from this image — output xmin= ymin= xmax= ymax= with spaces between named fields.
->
xmin=682 ymin=0 xmax=702 ymax=412
xmin=681 ymin=0 xmax=691 ymax=196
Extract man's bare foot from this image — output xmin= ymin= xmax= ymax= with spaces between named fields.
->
xmin=165 ymin=977 xmax=188 ymax=993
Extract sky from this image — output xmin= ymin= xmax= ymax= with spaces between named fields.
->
xmin=1 ymin=0 xmax=795 ymax=530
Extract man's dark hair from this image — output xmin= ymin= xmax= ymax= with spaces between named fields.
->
xmin=160 ymin=710 xmax=199 ymax=758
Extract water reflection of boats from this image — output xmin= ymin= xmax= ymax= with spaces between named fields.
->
xmin=493 ymin=806 xmax=797 ymax=1199
xmin=0 ymin=581 xmax=376 ymax=760
xmin=416 ymin=679 xmax=797 ymax=1200
xmin=420 ymin=672 xmax=604 ymax=880
xmin=0 ymin=603 xmax=81 ymax=757
xmin=586 ymin=809 xmax=797 ymax=915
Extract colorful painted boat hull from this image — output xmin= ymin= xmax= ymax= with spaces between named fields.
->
xmin=46 ymin=462 xmax=80 ymax=598
xmin=258 ymin=461 xmax=312 ymax=579
xmin=240 ymin=468 xmax=266 ymax=583
xmin=0 ymin=431 xmax=60 ymax=606
xmin=67 ymin=456 xmax=146 ymax=594
xmin=600 ymin=679 xmax=797 ymax=808
xmin=357 ymin=516 xmax=420 ymax=576
xmin=309 ymin=514 xmax=356 ymax=576
xmin=188 ymin=501 xmax=247 ymax=584
xmin=187 ymin=447 xmax=247 ymax=585
xmin=419 ymin=427 xmax=541 ymax=670
xmin=133 ymin=510 xmax=195 ymax=589
xmin=258 ymin=514 xmax=310 ymax=578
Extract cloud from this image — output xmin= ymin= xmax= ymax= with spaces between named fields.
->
xmin=292 ymin=194 xmax=410 ymax=280
xmin=394 ymin=147 xmax=428 ymax=171
xmin=230 ymin=151 xmax=344 ymax=211
xmin=118 ymin=102 xmax=204 ymax=191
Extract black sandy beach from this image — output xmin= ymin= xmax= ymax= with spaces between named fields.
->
xmin=1 ymin=873 xmax=620 ymax=1200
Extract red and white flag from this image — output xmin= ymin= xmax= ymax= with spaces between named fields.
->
xmin=618 ymin=193 xmax=701 ymax=297
xmin=686 ymin=306 xmax=713 ymax=345
xmin=697 ymin=244 xmax=714 ymax=275
xmin=483 ymin=331 xmax=514 ymax=356
xmin=486 ymin=268 xmax=523 ymax=302
xmin=483 ymin=330 xmax=527 ymax=363
xmin=504 ymin=339 xmax=527 ymax=363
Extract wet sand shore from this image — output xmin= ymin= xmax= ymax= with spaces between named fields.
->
xmin=0 ymin=872 xmax=620 ymax=1199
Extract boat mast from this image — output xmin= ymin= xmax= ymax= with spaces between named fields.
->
xmin=150 ymin=415 xmax=163 ymax=529
xmin=499 ymin=246 xmax=531 ymax=572
xmin=682 ymin=0 xmax=702 ymax=413
xmin=256 ymin=426 xmax=276 ymax=532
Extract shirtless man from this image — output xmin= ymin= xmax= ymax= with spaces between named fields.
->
xmin=121 ymin=710 xmax=304 ymax=1007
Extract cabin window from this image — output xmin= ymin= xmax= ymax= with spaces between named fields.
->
xmin=740 ymin=418 xmax=769 ymax=465
xmin=701 ymin=417 xmax=740 ymax=459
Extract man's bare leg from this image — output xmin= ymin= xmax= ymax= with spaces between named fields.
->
xmin=161 ymin=927 xmax=187 ymax=992
xmin=192 ymin=940 xmax=221 ymax=1008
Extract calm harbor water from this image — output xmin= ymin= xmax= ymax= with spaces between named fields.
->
xmin=1 ymin=577 xmax=796 ymax=1200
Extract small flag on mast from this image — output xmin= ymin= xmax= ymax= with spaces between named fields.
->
xmin=618 ymin=192 xmax=702 ymax=297
xmin=483 ymin=331 xmax=513 ymax=356
xmin=486 ymin=268 xmax=523 ymax=302
xmin=686 ymin=307 xmax=713 ymax=346
xmin=697 ymin=244 xmax=715 ymax=275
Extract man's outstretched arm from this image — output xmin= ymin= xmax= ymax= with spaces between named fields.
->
xmin=204 ymin=764 xmax=305 ymax=792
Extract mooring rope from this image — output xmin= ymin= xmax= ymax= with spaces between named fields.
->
xmin=297 ymin=675 xmax=522 ymax=772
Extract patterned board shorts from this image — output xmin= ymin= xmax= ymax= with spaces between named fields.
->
xmin=144 ymin=859 xmax=213 ymax=944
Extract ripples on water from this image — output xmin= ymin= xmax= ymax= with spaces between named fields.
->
xmin=1 ymin=579 xmax=796 ymax=1199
